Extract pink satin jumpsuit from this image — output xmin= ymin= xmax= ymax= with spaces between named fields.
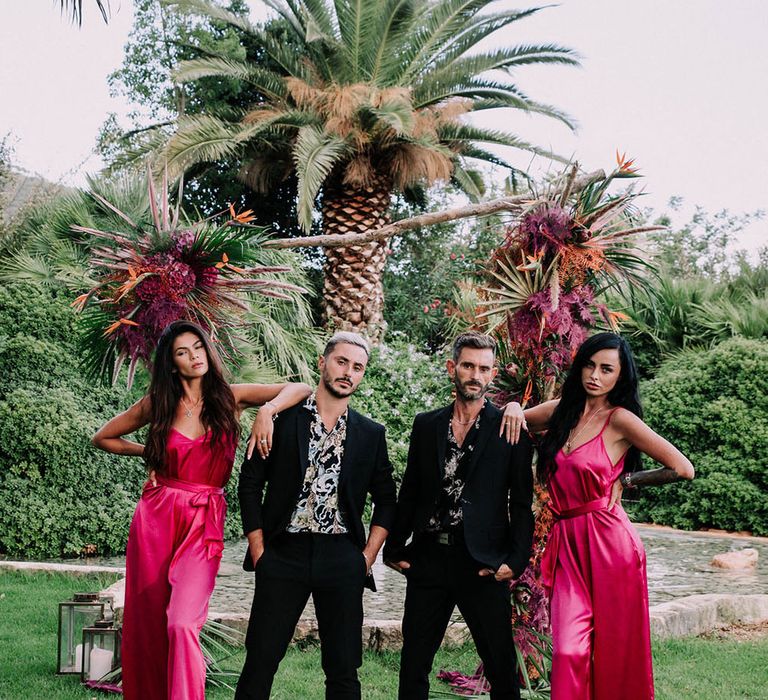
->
xmin=121 ymin=428 xmax=235 ymax=700
xmin=540 ymin=410 xmax=654 ymax=699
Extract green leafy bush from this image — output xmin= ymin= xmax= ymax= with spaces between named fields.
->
xmin=350 ymin=335 xmax=451 ymax=481
xmin=627 ymin=337 xmax=768 ymax=534
xmin=0 ymin=283 xmax=277 ymax=554
xmin=0 ymin=284 xmax=144 ymax=557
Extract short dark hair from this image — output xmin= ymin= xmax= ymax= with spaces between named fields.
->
xmin=322 ymin=331 xmax=370 ymax=359
xmin=452 ymin=332 xmax=496 ymax=362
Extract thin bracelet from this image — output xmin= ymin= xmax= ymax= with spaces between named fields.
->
xmin=263 ymin=401 xmax=278 ymax=420
xmin=620 ymin=472 xmax=636 ymax=489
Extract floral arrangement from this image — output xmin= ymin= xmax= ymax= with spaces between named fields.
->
xmin=440 ymin=157 xmax=660 ymax=697
xmin=73 ymin=172 xmax=303 ymax=386
xmin=483 ymin=156 xmax=658 ymax=409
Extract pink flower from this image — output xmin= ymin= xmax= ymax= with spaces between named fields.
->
xmin=423 ymin=305 xmax=430 ymax=313
xmin=450 ymin=253 xmax=457 ymax=260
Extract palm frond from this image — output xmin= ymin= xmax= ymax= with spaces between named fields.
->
xmin=417 ymin=8 xmax=549 ymax=74
xmin=163 ymin=115 xmax=250 ymax=175
xmin=173 ymin=58 xmax=288 ymax=103
xmin=389 ymin=0 xmax=492 ymax=83
xmin=451 ymin=163 xmax=485 ymax=202
xmin=426 ymin=44 xmax=579 ymax=90
xmin=292 ymin=125 xmax=350 ymax=231
xmin=478 ymin=250 xmax=557 ymax=318
xmin=438 ymin=122 xmax=565 ymax=162
xmin=368 ymin=0 xmax=423 ymax=83
xmin=368 ymin=99 xmax=415 ymax=136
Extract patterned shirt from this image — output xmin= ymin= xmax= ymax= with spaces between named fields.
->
xmin=426 ymin=408 xmax=482 ymax=532
xmin=287 ymin=394 xmax=348 ymax=534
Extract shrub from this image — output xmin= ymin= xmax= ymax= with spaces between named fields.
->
xmin=350 ymin=335 xmax=451 ymax=481
xmin=0 ymin=284 xmax=145 ymax=557
xmin=627 ymin=337 xmax=768 ymax=534
xmin=0 ymin=283 xmax=75 ymax=343
xmin=0 ymin=387 xmax=142 ymax=557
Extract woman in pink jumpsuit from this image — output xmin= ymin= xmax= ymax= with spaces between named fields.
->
xmin=93 ymin=320 xmax=311 ymax=699
xmin=502 ymin=332 xmax=694 ymax=699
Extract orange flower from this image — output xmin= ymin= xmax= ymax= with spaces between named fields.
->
xmin=615 ymin=150 xmax=639 ymax=175
xmin=521 ymin=379 xmax=533 ymax=407
xmin=606 ymin=309 xmax=629 ymax=331
xmin=215 ymin=253 xmax=230 ymax=269
xmin=71 ymin=293 xmax=89 ymax=310
xmin=103 ymin=317 xmax=140 ymax=337
xmin=229 ymin=203 xmax=257 ymax=224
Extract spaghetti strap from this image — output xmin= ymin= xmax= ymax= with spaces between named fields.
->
xmin=598 ymin=407 xmax=620 ymax=435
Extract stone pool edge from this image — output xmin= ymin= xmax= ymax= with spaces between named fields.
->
xmin=4 ymin=561 xmax=766 ymax=650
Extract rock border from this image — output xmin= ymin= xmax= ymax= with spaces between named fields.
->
xmin=4 ymin=561 xmax=767 ymax=650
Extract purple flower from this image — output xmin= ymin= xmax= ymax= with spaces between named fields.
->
xmin=520 ymin=205 xmax=574 ymax=253
xmin=172 ymin=229 xmax=197 ymax=254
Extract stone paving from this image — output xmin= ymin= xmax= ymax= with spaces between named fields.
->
xmin=3 ymin=524 xmax=768 ymax=650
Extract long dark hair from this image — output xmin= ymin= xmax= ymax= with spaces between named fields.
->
xmin=144 ymin=321 xmax=239 ymax=474
xmin=537 ymin=332 xmax=643 ymax=485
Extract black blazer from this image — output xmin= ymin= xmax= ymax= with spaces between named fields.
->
xmin=383 ymin=402 xmax=534 ymax=576
xmin=238 ymin=403 xmax=397 ymax=591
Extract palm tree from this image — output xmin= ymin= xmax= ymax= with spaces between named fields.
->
xmin=161 ymin=0 xmax=578 ymax=339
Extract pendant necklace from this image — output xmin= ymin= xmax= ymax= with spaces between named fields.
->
xmin=180 ymin=395 xmax=202 ymax=419
xmin=565 ymin=406 xmax=606 ymax=452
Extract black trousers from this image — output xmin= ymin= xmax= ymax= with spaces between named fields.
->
xmin=235 ymin=532 xmax=368 ymax=700
xmin=398 ymin=538 xmax=519 ymax=700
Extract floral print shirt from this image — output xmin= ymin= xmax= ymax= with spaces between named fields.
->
xmin=287 ymin=394 xmax=348 ymax=534
xmin=426 ymin=409 xmax=481 ymax=532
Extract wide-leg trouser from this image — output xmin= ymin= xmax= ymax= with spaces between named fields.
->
xmin=398 ymin=540 xmax=519 ymax=700
xmin=236 ymin=532 xmax=368 ymax=700
xmin=122 ymin=482 xmax=223 ymax=700
xmin=549 ymin=512 xmax=653 ymax=700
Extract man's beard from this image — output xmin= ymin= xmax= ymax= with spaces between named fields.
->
xmin=454 ymin=376 xmax=490 ymax=401
xmin=321 ymin=370 xmax=357 ymax=399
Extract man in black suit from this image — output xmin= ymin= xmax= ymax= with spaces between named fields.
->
xmin=235 ymin=332 xmax=397 ymax=700
xmin=384 ymin=332 xmax=534 ymax=700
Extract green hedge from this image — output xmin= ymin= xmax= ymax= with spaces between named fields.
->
xmin=350 ymin=335 xmax=451 ymax=481
xmin=627 ymin=337 xmax=768 ymax=534
xmin=0 ymin=284 xmax=146 ymax=558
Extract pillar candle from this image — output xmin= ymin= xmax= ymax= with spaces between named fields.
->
xmin=88 ymin=647 xmax=113 ymax=681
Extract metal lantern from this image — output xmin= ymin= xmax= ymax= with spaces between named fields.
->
xmin=81 ymin=619 xmax=121 ymax=682
xmin=56 ymin=593 xmax=111 ymax=674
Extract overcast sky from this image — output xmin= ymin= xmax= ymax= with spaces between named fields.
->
xmin=0 ymin=0 xmax=765 ymax=253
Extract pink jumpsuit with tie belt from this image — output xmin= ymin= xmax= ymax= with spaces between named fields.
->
xmin=121 ymin=428 xmax=235 ymax=700
xmin=540 ymin=410 xmax=654 ymax=700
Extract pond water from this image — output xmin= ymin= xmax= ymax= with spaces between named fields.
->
xmin=11 ymin=526 xmax=767 ymax=621
xmin=210 ymin=525 xmax=768 ymax=619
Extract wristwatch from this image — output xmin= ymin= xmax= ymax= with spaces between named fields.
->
xmin=620 ymin=472 xmax=635 ymax=489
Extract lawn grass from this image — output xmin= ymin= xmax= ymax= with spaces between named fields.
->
xmin=2 ymin=570 xmax=767 ymax=699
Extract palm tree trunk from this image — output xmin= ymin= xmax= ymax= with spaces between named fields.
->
xmin=321 ymin=174 xmax=392 ymax=341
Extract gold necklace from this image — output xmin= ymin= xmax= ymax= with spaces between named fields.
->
xmin=452 ymin=412 xmax=479 ymax=426
xmin=565 ymin=407 xmax=607 ymax=452
xmin=180 ymin=394 xmax=202 ymax=419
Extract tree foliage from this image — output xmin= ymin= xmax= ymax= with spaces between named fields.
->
xmin=161 ymin=0 xmax=578 ymax=230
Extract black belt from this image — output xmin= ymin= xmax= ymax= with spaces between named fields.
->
xmin=422 ymin=530 xmax=465 ymax=546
